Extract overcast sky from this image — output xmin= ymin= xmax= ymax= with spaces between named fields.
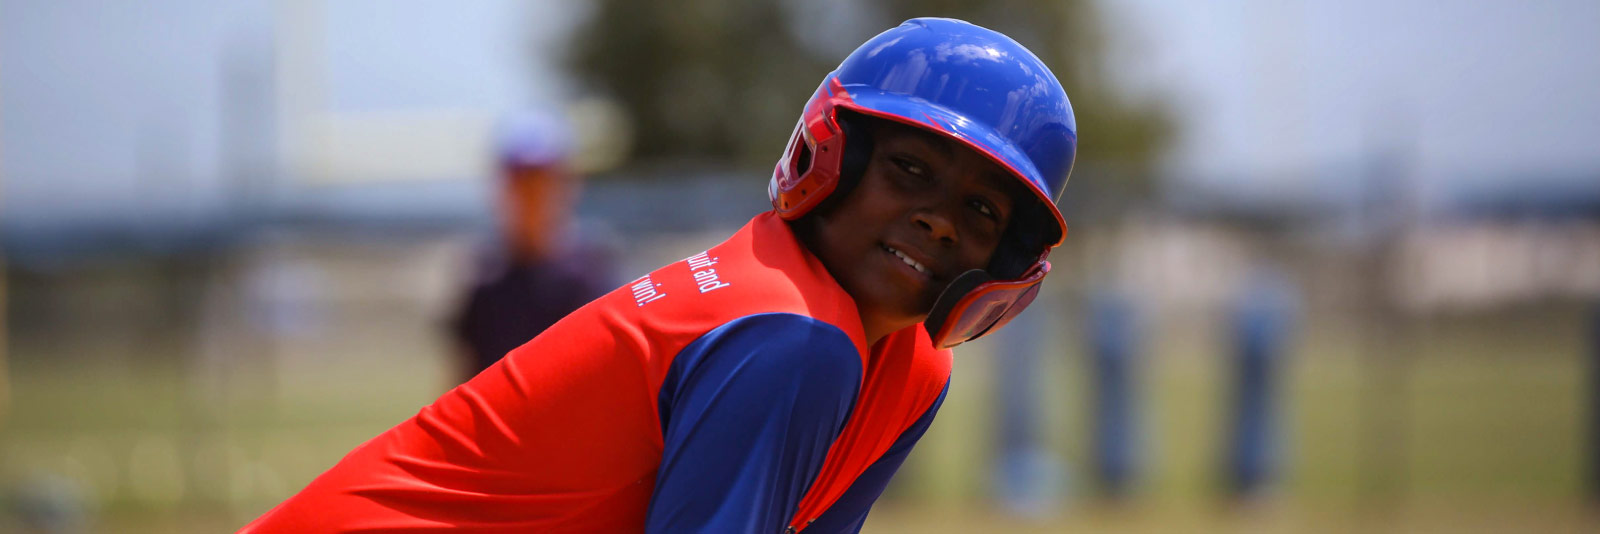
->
xmin=1106 ymin=0 xmax=1600 ymax=200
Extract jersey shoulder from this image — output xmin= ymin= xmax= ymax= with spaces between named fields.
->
xmin=603 ymin=212 xmax=870 ymax=357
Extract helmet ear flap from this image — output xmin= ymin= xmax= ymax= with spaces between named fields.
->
xmin=837 ymin=111 xmax=873 ymax=196
xmin=809 ymin=110 xmax=874 ymax=215
xmin=792 ymin=135 xmax=814 ymax=178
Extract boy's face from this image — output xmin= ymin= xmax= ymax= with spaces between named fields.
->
xmin=807 ymin=120 xmax=1020 ymax=332
xmin=501 ymin=164 xmax=578 ymax=261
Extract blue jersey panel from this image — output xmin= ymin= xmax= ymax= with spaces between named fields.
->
xmin=803 ymin=383 xmax=948 ymax=534
xmin=647 ymin=313 xmax=864 ymax=534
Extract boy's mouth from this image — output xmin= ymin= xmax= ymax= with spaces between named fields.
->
xmin=881 ymin=244 xmax=933 ymax=278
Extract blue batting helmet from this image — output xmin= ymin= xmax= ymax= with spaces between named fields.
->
xmin=769 ymin=17 xmax=1078 ymax=348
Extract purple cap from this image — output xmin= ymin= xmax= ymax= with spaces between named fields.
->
xmin=495 ymin=110 xmax=574 ymax=168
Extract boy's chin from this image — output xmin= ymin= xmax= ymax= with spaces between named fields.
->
xmin=865 ymin=302 xmax=935 ymax=332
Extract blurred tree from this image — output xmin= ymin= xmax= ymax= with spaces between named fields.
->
xmin=568 ymin=0 xmax=1171 ymax=197
xmin=567 ymin=0 xmax=834 ymax=170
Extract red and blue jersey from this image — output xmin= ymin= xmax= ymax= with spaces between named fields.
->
xmin=241 ymin=212 xmax=953 ymax=533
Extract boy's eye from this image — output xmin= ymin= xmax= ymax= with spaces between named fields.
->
xmin=892 ymin=156 xmax=928 ymax=178
xmin=970 ymin=199 xmax=998 ymax=220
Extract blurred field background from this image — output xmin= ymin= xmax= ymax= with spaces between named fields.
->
xmin=4 ymin=0 xmax=1599 ymax=533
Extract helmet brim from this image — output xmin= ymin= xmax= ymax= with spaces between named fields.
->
xmin=834 ymin=86 xmax=1068 ymax=247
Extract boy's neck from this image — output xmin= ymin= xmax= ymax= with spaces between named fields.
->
xmin=791 ymin=215 xmax=903 ymax=347
xmin=861 ymin=316 xmax=913 ymax=349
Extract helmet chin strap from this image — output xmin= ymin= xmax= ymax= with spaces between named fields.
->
xmin=922 ymin=269 xmax=996 ymax=343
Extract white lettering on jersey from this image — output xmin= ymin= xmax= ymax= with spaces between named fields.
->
xmin=630 ymin=275 xmax=667 ymax=306
xmin=685 ymin=251 xmax=731 ymax=293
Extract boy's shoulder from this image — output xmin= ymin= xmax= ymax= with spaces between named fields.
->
xmin=605 ymin=212 xmax=870 ymax=355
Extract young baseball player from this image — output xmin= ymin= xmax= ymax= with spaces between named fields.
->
xmin=449 ymin=111 xmax=618 ymax=383
xmin=241 ymin=17 xmax=1076 ymax=533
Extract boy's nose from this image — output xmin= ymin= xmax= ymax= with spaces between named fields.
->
xmin=912 ymin=209 xmax=958 ymax=246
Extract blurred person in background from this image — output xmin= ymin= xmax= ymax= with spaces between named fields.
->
xmin=448 ymin=110 xmax=619 ymax=383
xmin=240 ymin=18 xmax=1077 ymax=533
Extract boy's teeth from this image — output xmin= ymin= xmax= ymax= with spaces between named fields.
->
xmin=886 ymin=246 xmax=928 ymax=274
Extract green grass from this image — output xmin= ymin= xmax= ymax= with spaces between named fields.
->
xmin=879 ymin=306 xmax=1593 ymax=532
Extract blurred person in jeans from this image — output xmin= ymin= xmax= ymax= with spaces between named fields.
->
xmin=448 ymin=110 xmax=618 ymax=383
